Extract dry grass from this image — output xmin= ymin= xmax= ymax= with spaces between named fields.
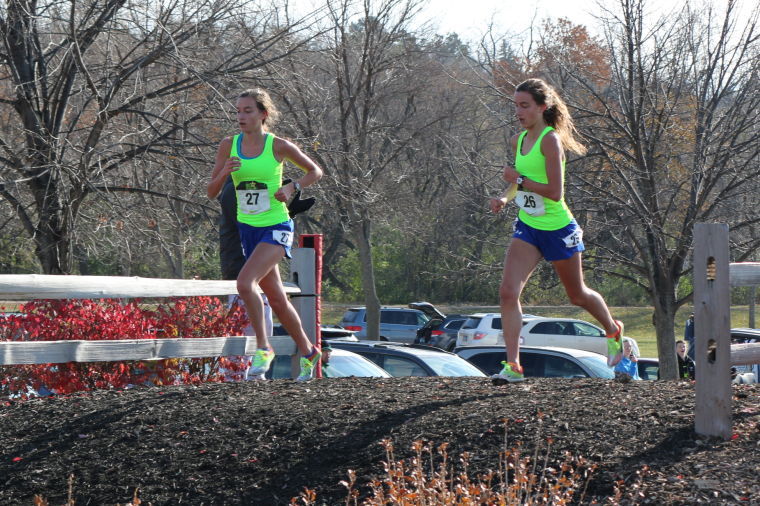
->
xmin=32 ymin=475 xmax=144 ymax=506
xmin=290 ymin=417 xmax=638 ymax=505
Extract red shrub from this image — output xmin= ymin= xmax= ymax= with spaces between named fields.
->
xmin=0 ymin=297 xmax=250 ymax=399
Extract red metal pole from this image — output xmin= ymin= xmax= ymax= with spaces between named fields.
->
xmin=299 ymin=234 xmax=323 ymax=377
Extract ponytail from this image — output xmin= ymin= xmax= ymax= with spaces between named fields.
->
xmin=516 ymin=79 xmax=586 ymax=156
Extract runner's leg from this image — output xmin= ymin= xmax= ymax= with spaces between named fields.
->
xmin=551 ymin=252 xmax=618 ymax=335
xmin=237 ymin=242 xmax=282 ymax=350
xmin=500 ymin=238 xmax=542 ymax=367
xmin=258 ymin=252 xmax=314 ymax=356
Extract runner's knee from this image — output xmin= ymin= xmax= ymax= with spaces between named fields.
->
xmin=566 ymin=286 xmax=593 ymax=307
xmin=237 ymin=279 xmax=259 ymax=298
xmin=265 ymin=292 xmax=291 ymax=314
xmin=499 ymin=285 xmax=520 ymax=306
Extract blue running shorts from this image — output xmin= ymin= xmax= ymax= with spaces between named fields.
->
xmin=238 ymin=220 xmax=294 ymax=260
xmin=512 ymin=219 xmax=585 ymax=261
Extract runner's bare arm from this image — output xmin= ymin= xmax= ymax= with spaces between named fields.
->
xmin=207 ymin=137 xmax=237 ymax=199
xmin=273 ymin=137 xmax=324 ymax=202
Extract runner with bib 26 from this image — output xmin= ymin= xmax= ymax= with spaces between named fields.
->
xmin=207 ymin=88 xmax=324 ymax=382
xmin=489 ymin=78 xmax=624 ymax=383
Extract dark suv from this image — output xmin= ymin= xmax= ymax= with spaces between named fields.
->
xmin=338 ymin=302 xmax=444 ymax=343
xmin=415 ymin=314 xmax=471 ymax=351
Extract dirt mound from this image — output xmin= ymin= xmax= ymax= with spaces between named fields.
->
xmin=1 ymin=378 xmax=757 ymax=504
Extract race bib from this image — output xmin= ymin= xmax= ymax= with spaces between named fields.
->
xmin=515 ymin=190 xmax=546 ymax=216
xmin=273 ymin=230 xmax=293 ymax=247
xmin=237 ymin=182 xmax=270 ymax=215
xmin=563 ymin=227 xmax=583 ymax=248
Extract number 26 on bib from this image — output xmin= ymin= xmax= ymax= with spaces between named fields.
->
xmin=515 ymin=190 xmax=546 ymax=216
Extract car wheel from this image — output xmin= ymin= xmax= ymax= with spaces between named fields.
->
xmin=446 ymin=343 xmax=456 ymax=352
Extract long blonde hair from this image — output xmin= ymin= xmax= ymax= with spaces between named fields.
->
xmin=516 ymin=79 xmax=586 ymax=156
xmin=237 ymin=88 xmax=280 ymax=130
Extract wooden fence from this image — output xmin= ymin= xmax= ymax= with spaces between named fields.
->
xmin=693 ymin=223 xmax=760 ymax=439
xmin=0 ymin=242 xmax=319 ymax=376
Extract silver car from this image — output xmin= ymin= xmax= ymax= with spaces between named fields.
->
xmin=457 ymin=315 xmax=640 ymax=358
xmin=265 ymin=348 xmax=391 ymax=379
xmin=455 ymin=345 xmax=615 ymax=379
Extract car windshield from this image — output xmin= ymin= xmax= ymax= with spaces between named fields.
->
xmin=420 ymin=354 xmax=487 ymax=377
xmin=324 ymin=353 xmax=391 ymax=378
xmin=462 ymin=317 xmax=482 ymax=330
xmin=577 ymin=354 xmax=615 ymax=379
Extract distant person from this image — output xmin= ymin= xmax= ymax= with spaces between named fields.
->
xmin=207 ymin=87 xmax=323 ymax=382
xmin=320 ymin=341 xmax=332 ymax=371
xmin=613 ymin=339 xmax=641 ymax=381
xmin=489 ymin=78 xmax=624 ymax=382
xmin=676 ymin=339 xmax=695 ymax=380
xmin=684 ymin=313 xmax=695 ymax=361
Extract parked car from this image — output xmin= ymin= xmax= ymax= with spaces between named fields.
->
xmin=636 ymin=358 xmax=660 ymax=380
xmin=272 ymin=324 xmax=358 ymax=341
xmin=327 ymin=340 xmax=486 ymax=377
xmin=455 ymin=345 xmax=615 ymax=379
xmin=264 ymin=347 xmax=391 ymax=379
xmin=415 ymin=314 xmax=471 ymax=351
xmin=456 ymin=313 xmax=504 ymax=347
xmin=455 ymin=313 xmax=537 ymax=347
xmin=337 ymin=302 xmax=442 ymax=343
xmin=521 ymin=317 xmax=640 ymax=357
xmin=457 ymin=315 xmax=641 ymax=358
xmin=730 ymin=328 xmax=759 ymax=382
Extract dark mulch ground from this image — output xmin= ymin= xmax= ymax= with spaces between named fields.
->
xmin=1 ymin=378 xmax=757 ymax=505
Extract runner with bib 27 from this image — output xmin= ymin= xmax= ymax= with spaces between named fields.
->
xmin=489 ymin=78 xmax=624 ymax=383
xmin=207 ymin=88 xmax=324 ymax=382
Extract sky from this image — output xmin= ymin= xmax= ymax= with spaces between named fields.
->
xmin=421 ymin=0 xmax=603 ymax=41
xmin=289 ymin=0 xmax=756 ymax=44
xmin=416 ymin=0 xmax=756 ymax=43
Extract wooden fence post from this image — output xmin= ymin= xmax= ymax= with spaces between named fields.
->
xmin=693 ymin=223 xmax=732 ymax=439
xmin=290 ymin=235 xmax=322 ymax=377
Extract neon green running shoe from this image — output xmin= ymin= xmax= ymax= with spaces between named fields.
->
xmin=606 ymin=320 xmax=624 ymax=364
xmin=296 ymin=349 xmax=322 ymax=382
xmin=249 ymin=348 xmax=275 ymax=376
xmin=491 ymin=361 xmax=525 ymax=383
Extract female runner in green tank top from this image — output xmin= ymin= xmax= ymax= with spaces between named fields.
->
xmin=207 ymin=88 xmax=324 ymax=381
xmin=488 ymin=78 xmax=624 ymax=382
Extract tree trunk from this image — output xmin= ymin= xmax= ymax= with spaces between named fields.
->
xmin=352 ymin=219 xmax=381 ymax=340
xmin=652 ymin=285 xmax=679 ymax=380
xmin=33 ymin=191 xmax=73 ymax=275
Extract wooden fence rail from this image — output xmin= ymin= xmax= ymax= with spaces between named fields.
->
xmin=0 ymin=243 xmax=318 ymax=368
xmin=0 ymin=337 xmax=289 ymax=366
xmin=0 ymin=274 xmax=298 ymax=300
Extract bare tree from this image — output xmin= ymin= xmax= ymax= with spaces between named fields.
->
xmin=267 ymin=0 xmax=463 ymax=337
xmin=565 ymin=0 xmax=760 ymax=378
xmin=0 ymin=0 xmax=313 ymax=274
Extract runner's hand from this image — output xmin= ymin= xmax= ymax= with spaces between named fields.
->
xmin=224 ymin=156 xmax=241 ymax=175
xmin=489 ymin=197 xmax=507 ymax=213
xmin=274 ymin=183 xmax=293 ymax=202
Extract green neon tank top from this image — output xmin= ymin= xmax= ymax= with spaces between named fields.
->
xmin=515 ymin=126 xmax=573 ymax=230
xmin=229 ymin=133 xmax=289 ymax=227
